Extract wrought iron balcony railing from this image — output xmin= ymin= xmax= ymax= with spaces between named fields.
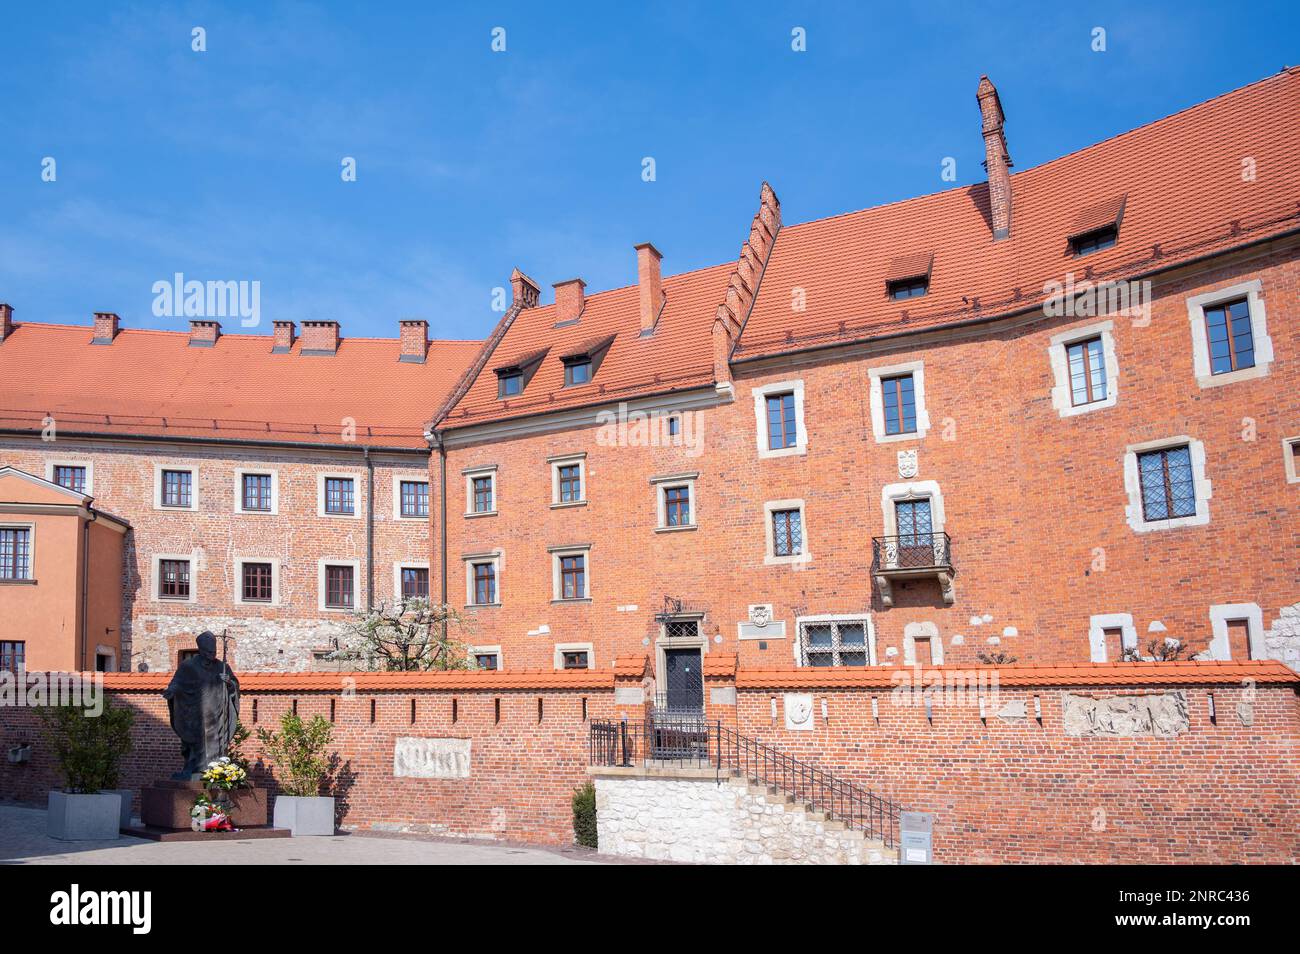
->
xmin=870 ymin=532 xmax=953 ymax=573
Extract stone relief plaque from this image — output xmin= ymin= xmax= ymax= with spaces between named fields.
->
xmin=393 ymin=737 xmax=472 ymax=778
xmin=784 ymin=693 xmax=815 ymax=731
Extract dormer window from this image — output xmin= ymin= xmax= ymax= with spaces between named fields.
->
xmin=1071 ymin=225 xmax=1118 ymax=257
xmin=887 ymin=276 xmax=929 ymax=300
xmin=564 ymin=358 xmax=592 ymax=386
xmin=498 ymin=370 xmax=522 ymax=397
xmin=493 ymin=349 xmax=547 ymax=399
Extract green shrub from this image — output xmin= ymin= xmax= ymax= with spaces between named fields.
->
xmin=39 ymin=703 xmax=134 ymax=794
xmin=572 ymin=780 xmax=597 ymax=848
xmin=255 ymin=712 xmax=334 ymax=797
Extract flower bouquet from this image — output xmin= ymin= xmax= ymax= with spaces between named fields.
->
xmin=190 ymin=793 xmax=235 ymax=832
xmin=201 ymin=756 xmax=248 ymax=791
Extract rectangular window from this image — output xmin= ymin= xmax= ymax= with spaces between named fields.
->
xmin=562 ymin=650 xmax=590 ymax=670
xmin=400 ymin=480 xmax=429 ymax=518
xmin=472 ymin=476 xmax=494 ymax=513
xmin=324 ymin=564 xmax=354 ymax=609
xmin=771 ymin=508 xmax=802 ymax=557
xmin=1066 ymin=336 xmax=1107 ymax=406
xmin=53 ymin=465 xmax=87 ymax=494
xmin=0 ymin=528 xmax=31 ymax=581
xmin=560 ymin=554 xmax=586 ymax=600
xmin=881 ymin=374 xmax=917 ymax=435
xmin=895 ymin=498 xmax=933 ymax=545
xmin=324 ymin=477 xmax=355 ymax=515
xmin=0 ymin=641 xmax=24 ymax=674
xmin=664 ymin=486 xmax=691 ymax=527
xmin=557 ymin=465 xmax=582 ymax=503
xmin=241 ymin=562 xmax=273 ymax=603
xmin=564 ymin=359 xmax=592 ymax=386
xmin=887 ymin=276 xmax=928 ymax=300
xmin=1203 ymin=297 xmax=1255 ymax=375
xmin=159 ymin=559 xmax=191 ymax=600
xmin=800 ymin=620 xmax=868 ymax=667
xmin=472 ymin=562 xmax=496 ymax=605
xmin=475 ymin=652 xmax=499 ymax=670
xmin=765 ymin=393 xmax=797 ymax=449
xmin=1071 ymin=225 xmax=1117 ymax=256
xmin=401 ymin=566 xmax=429 ymax=601
xmin=498 ymin=371 xmax=522 ymax=397
xmin=1137 ymin=445 xmax=1197 ymax=522
xmin=161 ymin=469 xmax=192 ymax=508
xmin=241 ymin=473 xmax=273 ymax=512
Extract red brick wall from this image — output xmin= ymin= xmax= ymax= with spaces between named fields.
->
xmin=0 ymin=671 xmax=613 ymax=844
xmin=440 ymin=242 xmax=1300 ymax=674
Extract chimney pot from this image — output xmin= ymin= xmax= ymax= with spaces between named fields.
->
xmin=635 ymin=243 xmax=665 ymax=335
xmin=300 ymin=320 xmax=340 ymax=355
xmin=977 ymin=75 xmax=1014 ymax=241
xmin=272 ymin=320 xmax=296 ymax=353
xmin=188 ymin=319 xmax=221 ymax=347
xmin=0 ymin=304 xmax=13 ymax=343
xmin=553 ymin=278 xmax=586 ymax=325
xmin=510 ymin=268 xmax=541 ymax=309
xmin=92 ymin=312 xmax=120 ymax=344
xmin=399 ymin=319 xmax=429 ymax=363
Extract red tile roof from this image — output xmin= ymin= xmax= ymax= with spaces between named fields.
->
xmin=737 ymin=660 xmax=1299 ymax=689
xmin=96 ymin=668 xmax=613 ymax=692
xmin=734 ymin=67 xmax=1300 ymax=361
xmin=439 ymin=261 xmax=735 ymax=429
xmin=0 ymin=323 xmax=481 ymax=449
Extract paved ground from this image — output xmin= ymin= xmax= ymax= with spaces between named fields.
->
xmin=0 ymin=804 xmax=609 ymax=865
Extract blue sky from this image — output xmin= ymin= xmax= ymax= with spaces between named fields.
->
xmin=1 ymin=1 xmax=1295 ymax=342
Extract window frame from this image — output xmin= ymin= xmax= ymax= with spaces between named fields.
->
xmin=763 ymin=499 xmax=809 ymax=566
xmin=1087 ymin=613 xmax=1137 ymax=662
xmin=1207 ymin=603 xmax=1264 ymax=661
xmin=317 ymin=559 xmax=360 ymax=612
xmin=1284 ymin=436 xmax=1300 ymax=485
xmin=470 ymin=645 xmax=503 ymax=670
xmin=1048 ymin=320 xmax=1119 ymax=418
xmin=393 ymin=476 xmax=430 ymax=520
xmin=0 ymin=524 xmax=34 ymax=582
xmin=553 ymin=642 xmax=595 ymax=671
xmin=1136 ymin=445 xmax=1197 ymax=524
xmin=563 ymin=357 xmax=593 ymax=387
xmin=234 ymin=469 xmax=278 ymax=515
xmin=794 ymin=614 xmax=877 ymax=668
xmin=879 ymin=372 xmax=918 ymax=436
xmin=321 ymin=475 xmax=357 ymax=517
xmin=1123 ymin=437 xmax=1211 ymax=533
xmin=550 ymin=546 xmax=591 ymax=602
xmin=463 ymin=466 xmax=498 ymax=517
xmin=154 ymin=464 xmax=198 ymax=511
xmin=396 ymin=563 xmax=430 ymax=603
xmin=462 ymin=551 xmax=501 ymax=607
xmin=751 ymin=380 xmax=807 ymax=459
xmin=235 ymin=559 xmax=277 ymax=605
xmin=887 ymin=275 xmax=929 ymax=300
xmin=0 ymin=640 xmax=25 ymax=674
xmin=1069 ymin=224 xmax=1118 ymax=257
xmin=1185 ymin=280 xmax=1274 ymax=389
xmin=549 ymin=454 xmax=587 ymax=508
xmin=45 ymin=460 xmax=93 ymax=495
xmin=652 ymin=473 xmax=697 ymax=531
xmin=153 ymin=553 xmax=196 ymax=603
xmin=316 ymin=471 xmax=362 ymax=519
xmin=867 ymin=361 xmax=930 ymax=443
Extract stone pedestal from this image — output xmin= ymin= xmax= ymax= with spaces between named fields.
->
xmin=140 ymin=779 xmax=268 ymax=829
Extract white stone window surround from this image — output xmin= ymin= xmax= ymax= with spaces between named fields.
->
xmin=1122 ymin=436 xmax=1212 ymax=533
xmin=152 ymin=551 xmax=199 ymax=604
xmin=551 ymin=545 xmax=592 ymax=602
xmin=867 ymin=360 xmax=931 ymax=443
xmin=763 ymin=498 xmax=810 ymax=566
xmin=317 ymin=558 xmax=362 ymax=613
xmin=44 ymin=459 xmax=94 ymax=495
xmin=233 ymin=557 xmax=281 ymax=607
xmin=879 ymin=480 xmax=946 ymax=537
xmin=903 ymin=621 xmax=944 ymax=666
xmin=554 ymin=642 xmax=596 ymax=670
xmin=752 ymin=379 xmax=808 ymax=459
xmin=469 ymin=644 xmax=503 ymax=670
xmin=234 ymin=467 xmax=279 ymax=515
xmin=652 ymin=472 xmax=698 ymax=531
xmin=549 ymin=453 xmax=588 ymax=508
xmin=392 ymin=560 xmax=431 ymax=604
xmin=392 ymin=474 xmax=431 ymax=520
xmin=1088 ymin=613 xmax=1138 ymax=662
xmin=1185 ymin=279 xmax=1274 ymax=389
xmin=463 ymin=465 xmax=498 ymax=517
xmin=153 ymin=463 xmax=199 ymax=512
xmin=792 ymin=614 xmax=878 ymax=667
xmin=94 ymin=645 xmax=117 ymax=672
xmin=463 ymin=551 xmax=502 ymax=607
xmin=1047 ymin=319 xmax=1120 ymax=417
xmin=1284 ymin=436 xmax=1300 ymax=484
xmin=1207 ymin=603 xmax=1265 ymax=661
xmin=0 ymin=520 xmax=36 ymax=581
xmin=317 ymin=470 xmax=362 ymax=519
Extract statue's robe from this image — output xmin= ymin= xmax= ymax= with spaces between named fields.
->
xmin=163 ymin=656 xmax=239 ymax=778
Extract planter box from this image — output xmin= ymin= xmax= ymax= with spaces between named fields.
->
xmin=47 ymin=791 xmax=122 ymax=841
xmin=273 ymin=796 xmax=336 ymax=836
xmin=110 ymin=789 xmax=134 ymax=830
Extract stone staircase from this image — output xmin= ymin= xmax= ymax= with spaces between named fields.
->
xmin=589 ymin=764 xmax=899 ymax=864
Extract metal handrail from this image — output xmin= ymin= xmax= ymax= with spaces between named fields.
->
xmin=589 ymin=718 xmax=900 ymax=847
xmin=871 ymin=531 xmax=954 ymax=572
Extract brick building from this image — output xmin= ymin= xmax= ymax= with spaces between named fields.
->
xmin=1 ymin=69 xmax=1297 ymax=684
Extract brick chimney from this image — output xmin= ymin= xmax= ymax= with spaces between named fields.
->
xmin=553 ymin=278 xmax=586 ymax=325
xmin=188 ymin=319 xmax=220 ymax=347
xmin=272 ymin=320 xmax=296 ymax=353
xmin=510 ymin=268 xmax=541 ymax=309
xmin=977 ymin=75 xmax=1013 ymax=241
xmin=92 ymin=312 xmax=120 ymax=345
xmin=300 ymin=320 xmax=339 ymax=355
xmin=399 ymin=319 xmax=428 ymax=363
xmin=0 ymin=304 xmax=13 ymax=343
xmin=635 ymin=243 xmax=665 ymax=336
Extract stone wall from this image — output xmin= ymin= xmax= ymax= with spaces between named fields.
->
xmin=592 ymin=768 xmax=896 ymax=864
